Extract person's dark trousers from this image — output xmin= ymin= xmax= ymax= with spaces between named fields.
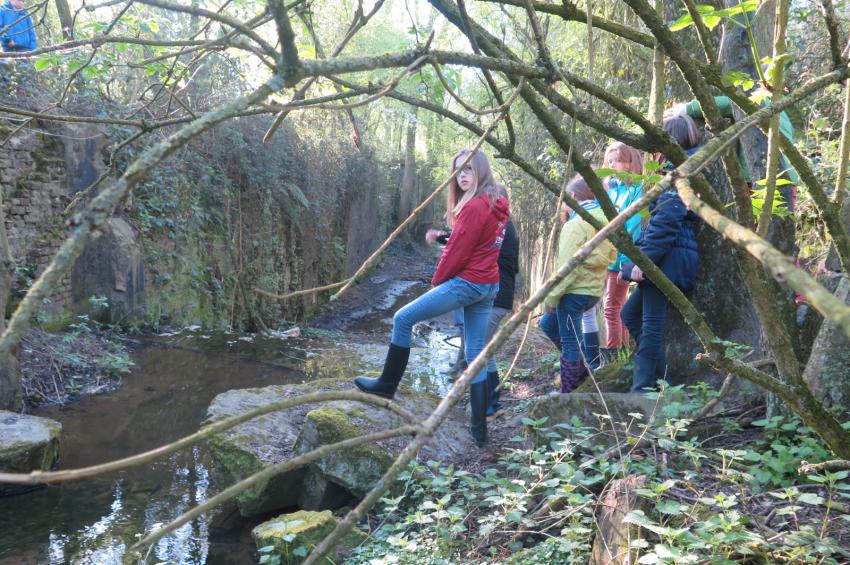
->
xmin=582 ymin=331 xmax=601 ymax=370
xmin=555 ymin=294 xmax=600 ymax=364
xmin=620 ymin=283 xmax=669 ymax=392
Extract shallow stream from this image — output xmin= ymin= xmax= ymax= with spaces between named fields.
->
xmin=0 ymin=273 xmax=460 ymax=564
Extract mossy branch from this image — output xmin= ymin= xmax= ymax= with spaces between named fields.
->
xmin=675 ymin=178 xmax=850 ymax=342
xmin=756 ymin=0 xmax=790 ymax=238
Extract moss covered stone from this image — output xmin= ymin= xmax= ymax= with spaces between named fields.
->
xmin=294 ymin=406 xmax=393 ymax=505
xmin=252 ymin=509 xmax=366 ymax=564
xmin=0 ymin=410 xmax=62 ymax=495
xmin=206 ymin=378 xmax=475 ymax=516
xmin=527 ymin=391 xmax=686 ymax=447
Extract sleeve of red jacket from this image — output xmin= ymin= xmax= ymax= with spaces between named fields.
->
xmin=431 ymin=200 xmax=483 ymax=286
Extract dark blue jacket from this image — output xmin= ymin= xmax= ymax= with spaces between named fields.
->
xmin=1 ymin=3 xmax=37 ymax=51
xmin=621 ymin=190 xmax=698 ymax=291
xmin=493 ymin=219 xmax=519 ymax=309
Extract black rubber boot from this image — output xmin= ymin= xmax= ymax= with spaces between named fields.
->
xmin=354 ymin=344 xmax=410 ymax=399
xmin=469 ymin=379 xmax=490 ymax=447
xmin=486 ymin=371 xmax=502 ymax=417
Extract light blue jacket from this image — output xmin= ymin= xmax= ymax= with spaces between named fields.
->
xmin=607 ymin=178 xmax=644 ymax=271
xmin=1 ymin=3 xmax=37 ymax=51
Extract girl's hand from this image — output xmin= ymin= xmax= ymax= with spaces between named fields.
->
xmin=631 ymin=265 xmax=644 ymax=282
xmin=425 ymin=229 xmax=444 ymax=245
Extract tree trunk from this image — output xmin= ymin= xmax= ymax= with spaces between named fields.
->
xmin=0 ymin=188 xmax=21 ymax=411
xmin=397 ymin=110 xmax=418 ymax=229
xmin=54 ymin=0 xmax=74 ymax=39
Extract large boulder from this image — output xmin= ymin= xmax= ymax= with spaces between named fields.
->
xmin=252 ymin=509 xmax=366 ymax=564
xmin=804 ymin=276 xmax=850 ymax=413
xmin=206 ymin=378 xmax=475 ymax=517
xmin=0 ymin=410 xmax=61 ymax=495
xmin=72 ymin=216 xmax=145 ymax=325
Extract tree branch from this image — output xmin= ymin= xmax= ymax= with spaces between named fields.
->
xmin=478 ymin=0 xmax=655 ymax=49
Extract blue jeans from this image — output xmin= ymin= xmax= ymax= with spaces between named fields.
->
xmin=620 ymin=283 xmax=668 ymax=391
xmin=392 ymin=277 xmax=498 ymax=384
xmin=539 ymin=299 xmax=600 ymax=362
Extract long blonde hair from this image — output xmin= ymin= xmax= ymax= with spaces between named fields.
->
xmin=446 ymin=149 xmax=498 ymax=227
xmin=603 ymin=142 xmax=644 ymax=175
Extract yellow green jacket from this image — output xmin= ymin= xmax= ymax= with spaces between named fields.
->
xmin=545 ymin=207 xmax=616 ymax=308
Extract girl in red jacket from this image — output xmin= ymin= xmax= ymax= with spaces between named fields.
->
xmin=355 ymin=149 xmax=509 ymax=447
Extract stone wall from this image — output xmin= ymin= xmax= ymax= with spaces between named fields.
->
xmin=0 ymin=110 xmax=390 ymax=330
xmin=0 ymin=122 xmax=78 ymax=319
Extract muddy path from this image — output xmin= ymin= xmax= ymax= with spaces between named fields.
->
xmin=310 ymin=241 xmax=558 ymax=468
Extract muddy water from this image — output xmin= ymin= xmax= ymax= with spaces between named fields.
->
xmin=0 ymin=274 xmax=463 ymax=564
xmin=0 ymin=334 xmax=307 ymax=565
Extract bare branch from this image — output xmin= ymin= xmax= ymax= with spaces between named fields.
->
xmin=0 ymin=390 xmax=416 ymax=485
xmin=132 ymin=424 xmax=420 ymax=552
xmin=479 ymin=0 xmax=655 ymax=49
xmin=818 ymin=0 xmax=845 ymax=69
xmin=135 ymin=0 xmax=278 ymax=59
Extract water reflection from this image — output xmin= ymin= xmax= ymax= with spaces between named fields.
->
xmin=0 ymin=336 xmax=301 ymax=565
xmin=0 ymin=303 xmax=460 ymax=564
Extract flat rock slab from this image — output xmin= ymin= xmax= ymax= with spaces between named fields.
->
xmin=0 ymin=410 xmax=62 ymax=495
xmin=528 ymin=391 xmax=687 ymax=446
xmin=252 ymin=509 xmax=366 ymax=564
xmin=206 ymin=378 xmax=475 ymax=516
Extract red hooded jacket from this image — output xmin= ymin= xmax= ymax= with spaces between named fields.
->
xmin=432 ymin=194 xmax=510 ymax=286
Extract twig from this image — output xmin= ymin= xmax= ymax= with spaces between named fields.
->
xmin=799 ymin=460 xmax=850 ymax=474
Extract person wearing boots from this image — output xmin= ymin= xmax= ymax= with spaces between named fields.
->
xmin=619 ymin=114 xmax=700 ymax=392
xmin=538 ymin=200 xmax=604 ymax=375
xmin=426 ymin=187 xmax=519 ymax=419
xmin=355 ymin=148 xmax=509 ymax=447
xmin=543 ymin=176 xmax=615 ymax=393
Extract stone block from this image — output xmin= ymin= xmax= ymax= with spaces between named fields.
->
xmin=252 ymin=510 xmax=366 ymax=564
xmin=0 ymin=410 xmax=62 ymax=496
xmin=206 ymin=378 xmax=474 ymax=517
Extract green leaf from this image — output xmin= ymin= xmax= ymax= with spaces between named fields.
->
xmin=702 ymin=14 xmax=722 ymax=29
xmin=670 ymin=13 xmax=695 ymax=31
xmin=292 ymin=546 xmax=308 ymax=557
xmin=34 ymin=57 xmax=52 ymax=71
xmin=797 ymin=492 xmax=825 ymax=505
xmin=656 ymin=499 xmax=684 ymax=515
